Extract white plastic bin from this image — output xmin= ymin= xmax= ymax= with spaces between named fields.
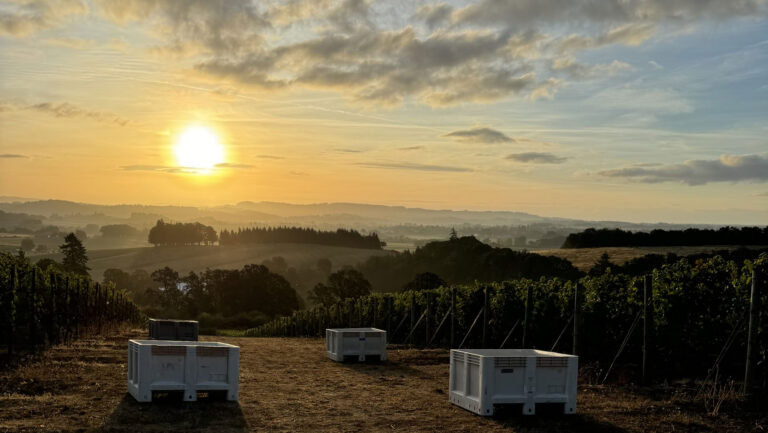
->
xmin=326 ymin=328 xmax=387 ymax=362
xmin=449 ymin=349 xmax=577 ymax=416
xmin=127 ymin=339 xmax=239 ymax=402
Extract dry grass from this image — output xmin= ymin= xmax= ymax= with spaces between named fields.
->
xmin=0 ymin=330 xmax=764 ymax=432
xmin=536 ymin=245 xmax=765 ymax=271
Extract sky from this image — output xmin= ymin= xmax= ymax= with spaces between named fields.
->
xmin=0 ymin=0 xmax=767 ymax=224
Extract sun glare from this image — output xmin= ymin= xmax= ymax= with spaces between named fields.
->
xmin=174 ymin=126 xmax=224 ymax=173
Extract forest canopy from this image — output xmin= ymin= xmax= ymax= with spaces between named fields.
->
xmin=219 ymin=226 xmax=384 ymax=249
xmin=562 ymin=226 xmax=768 ymax=248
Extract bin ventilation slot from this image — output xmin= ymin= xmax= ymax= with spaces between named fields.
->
xmin=537 ymin=357 xmax=568 ymax=368
xmin=197 ymin=347 xmax=230 ymax=358
xmin=466 ymin=354 xmax=480 ymax=366
xmin=495 ymin=357 xmax=526 ymax=368
xmin=151 ymin=346 xmax=187 ymax=356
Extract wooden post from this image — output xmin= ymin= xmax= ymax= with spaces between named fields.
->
xmin=573 ymin=281 xmax=581 ymax=356
xmin=386 ymin=297 xmax=392 ymax=333
xmin=744 ymin=269 xmax=761 ymax=396
xmin=410 ymin=293 xmax=415 ymax=345
xmin=522 ymin=285 xmax=533 ymax=348
xmin=425 ymin=292 xmax=431 ymax=346
xmin=450 ymin=287 xmax=456 ymax=348
xmin=642 ymin=274 xmax=653 ymax=384
xmin=482 ymin=286 xmax=488 ymax=349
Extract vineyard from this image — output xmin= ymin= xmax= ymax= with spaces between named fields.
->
xmin=249 ymin=253 xmax=768 ymax=383
xmin=0 ymin=252 xmax=145 ymax=360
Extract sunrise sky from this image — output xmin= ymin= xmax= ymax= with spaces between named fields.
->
xmin=1 ymin=0 xmax=767 ymax=224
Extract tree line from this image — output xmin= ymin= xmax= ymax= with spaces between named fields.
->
xmin=103 ymin=263 xmax=302 ymax=330
xmin=358 ymin=235 xmax=581 ymax=292
xmin=219 ymin=226 xmax=384 ymax=249
xmin=562 ymin=226 xmax=768 ymax=249
xmin=148 ymin=219 xmax=218 ymax=246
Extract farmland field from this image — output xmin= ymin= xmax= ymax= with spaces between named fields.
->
xmin=0 ymin=329 xmax=760 ymax=433
xmin=33 ymin=244 xmax=393 ymax=281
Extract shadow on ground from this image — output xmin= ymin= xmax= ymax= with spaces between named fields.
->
xmin=101 ymin=393 xmax=248 ymax=433
xmin=489 ymin=403 xmax=627 ymax=433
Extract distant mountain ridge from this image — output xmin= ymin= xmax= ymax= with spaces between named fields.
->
xmin=0 ymin=198 xmax=722 ymax=231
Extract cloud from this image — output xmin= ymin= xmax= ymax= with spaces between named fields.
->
xmin=555 ymin=23 xmax=656 ymax=53
xmin=551 ymin=57 xmax=632 ymax=80
xmin=0 ymin=153 xmax=28 ymax=158
xmin=648 ymin=60 xmax=664 ymax=70
xmin=598 ymin=154 xmax=768 ymax=185
xmin=96 ymin=0 xmax=268 ymax=56
xmin=256 ymin=154 xmax=284 ymax=159
xmin=444 ymin=127 xmax=513 ymax=143
xmin=26 ymin=102 xmax=129 ymax=126
xmin=89 ymin=0 xmax=765 ymax=108
xmin=398 ymin=145 xmax=424 ymax=151
xmin=414 ymin=4 xmax=453 ymax=29
xmin=453 ymin=0 xmax=767 ymax=28
xmin=356 ymin=161 xmax=472 ymax=172
xmin=506 ymin=152 xmax=568 ymax=164
xmin=120 ymin=165 xmax=192 ymax=174
xmin=335 ymin=148 xmax=365 ymax=153
xmin=0 ymin=0 xmax=87 ymax=37
xmin=215 ymin=162 xmax=254 ymax=169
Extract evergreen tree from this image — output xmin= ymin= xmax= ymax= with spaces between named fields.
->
xmin=59 ymin=233 xmax=90 ymax=276
xmin=449 ymin=227 xmax=458 ymax=241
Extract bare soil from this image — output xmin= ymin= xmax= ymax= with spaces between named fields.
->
xmin=0 ymin=330 xmax=764 ymax=432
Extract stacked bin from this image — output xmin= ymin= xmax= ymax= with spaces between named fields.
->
xmin=148 ymin=318 xmax=199 ymax=341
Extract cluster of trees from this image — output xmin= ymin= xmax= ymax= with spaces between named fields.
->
xmin=587 ymin=247 xmax=768 ymax=277
xmin=148 ymin=220 xmax=218 ymax=246
xmin=219 ymin=227 xmax=384 ymax=249
xmin=103 ymin=263 xmax=301 ymax=329
xmin=357 ymin=235 xmax=581 ymax=292
xmin=562 ymin=226 xmax=768 ymax=248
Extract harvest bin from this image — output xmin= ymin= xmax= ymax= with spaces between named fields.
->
xmin=326 ymin=328 xmax=387 ymax=362
xmin=127 ymin=340 xmax=239 ymax=402
xmin=449 ymin=349 xmax=577 ymax=416
xmin=148 ymin=318 xmax=199 ymax=341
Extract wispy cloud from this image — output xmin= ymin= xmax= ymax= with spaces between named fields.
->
xmin=215 ymin=162 xmax=254 ymax=169
xmin=256 ymin=154 xmax=284 ymax=159
xmin=506 ymin=152 xmax=568 ymax=164
xmin=444 ymin=127 xmax=513 ymax=143
xmin=599 ymin=154 xmax=768 ymax=185
xmin=398 ymin=146 xmax=424 ymax=151
xmin=0 ymin=100 xmax=129 ymax=126
xmin=0 ymin=153 xmax=28 ymax=159
xmin=0 ymin=0 xmax=87 ymax=37
xmin=120 ymin=165 xmax=192 ymax=174
xmin=356 ymin=162 xmax=472 ymax=172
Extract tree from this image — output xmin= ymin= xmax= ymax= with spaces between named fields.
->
xmin=308 ymin=268 xmax=372 ymax=305
xmin=308 ymin=283 xmax=337 ymax=307
xmin=402 ymin=272 xmax=446 ymax=292
xmin=588 ymin=252 xmax=615 ymax=276
xmin=59 ymin=233 xmax=89 ymax=276
xmin=449 ymin=228 xmax=458 ymax=241
xmin=20 ymin=238 xmax=35 ymax=252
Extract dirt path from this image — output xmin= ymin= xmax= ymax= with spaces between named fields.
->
xmin=0 ymin=330 xmax=759 ymax=432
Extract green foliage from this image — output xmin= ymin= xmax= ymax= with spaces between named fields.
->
xmin=148 ymin=219 xmax=217 ymax=246
xmin=0 ymin=252 xmax=144 ymax=358
xmin=250 ymin=253 xmax=768 ymax=380
xmin=358 ymin=235 xmax=581 ymax=291
xmin=59 ymin=232 xmax=89 ymax=276
xmin=308 ymin=268 xmax=372 ymax=307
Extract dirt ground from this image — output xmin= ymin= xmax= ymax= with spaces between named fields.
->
xmin=0 ymin=329 xmax=764 ymax=433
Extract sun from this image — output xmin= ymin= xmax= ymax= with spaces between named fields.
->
xmin=174 ymin=126 xmax=224 ymax=172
